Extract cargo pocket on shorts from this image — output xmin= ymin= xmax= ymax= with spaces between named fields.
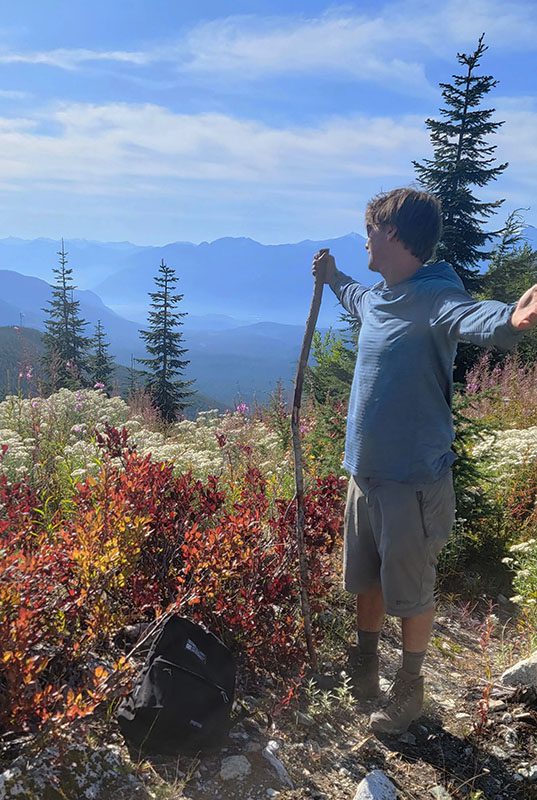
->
xmin=416 ymin=475 xmax=456 ymax=606
xmin=416 ymin=474 xmax=456 ymax=542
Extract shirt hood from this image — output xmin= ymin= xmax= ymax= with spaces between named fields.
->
xmin=410 ymin=260 xmax=464 ymax=289
xmin=372 ymin=261 xmax=464 ymax=295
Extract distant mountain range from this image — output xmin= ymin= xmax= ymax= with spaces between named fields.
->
xmin=1 ymin=228 xmax=534 ymax=406
xmin=0 ymin=233 xmax=372 ymax=327
xmin=0 ymin=269 xmax=340 ymax=407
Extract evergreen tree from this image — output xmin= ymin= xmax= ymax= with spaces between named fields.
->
xmin=413 ymin=34 xmax=508 ymax=291
xmin=482 ymin=208 xmax=526 ymax=278
xmin=89 ymin=319 xmax=115 ymax=394
xmin=481 ymin=214 xmax=537 ymax=364
xmin=127 ymin=353 xmax=141 ymax=400
xmin=138 ymin=259 xmax=195 ymax=421
xmin=42 ymin=240 xmax=91 ymax=391
xmin=306 ymin=328 xmax=356 ymax=404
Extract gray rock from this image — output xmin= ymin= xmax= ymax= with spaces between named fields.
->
xmin=490 ymin=745 xmax=509 ymax=760
xmin=353 ymin=770 xmax=397 ymax=800
xmin=306 ymin=739 xmax=322 ymax=758
xmin=219 ymin=755 xmax=251 ymax=781
xmin=501 ymin=651 xmax=537 ymax=688
xmin=296 ymin=712 xmax=315 ymax=727
xmin=262 ymin=741 xmax=293 ymax=788
xmin=229 ymin=730 xmax=249 ymax=741
xmin=429 ymin=787 xmax=452 ymax=799
xmin=518 ymin=764 xmax=537 ymax=782
xmin=503 ymin=728 xmax=518 ymax=746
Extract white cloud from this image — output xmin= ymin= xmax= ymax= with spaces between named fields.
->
xmin=0 ymin=47 xmax=151 ymax=70
xmin=177 ymin=0 xmax=537 ymax=85
xmin=0 ymin=102 xmax=427 ymax=192
xmin=0 ymin=98 xmax=534 ymax=219
xmin=0 ymin=88 xmax=30 ymax=99
xmin=0 ymin=0 xmax=534 ymax=92
xmin=181 ymin=13 xmax=431 ymax=94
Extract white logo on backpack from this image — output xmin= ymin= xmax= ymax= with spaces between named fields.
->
xmin=185 ymin=639 xmax=207 ymax=663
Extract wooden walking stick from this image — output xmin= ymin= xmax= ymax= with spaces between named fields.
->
xmin=291 ymin=248 xmax=328 ymax=672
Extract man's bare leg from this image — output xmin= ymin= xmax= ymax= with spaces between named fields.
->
xmin=356 ymin=584 xmax=385 ymax=633
xmin=401 ymin=606 xmax=435 ymax=659
xmin=348 ymin=585 xmax=385 ymax=698
xmin=387 ymin=605 xmax=436 ymax=681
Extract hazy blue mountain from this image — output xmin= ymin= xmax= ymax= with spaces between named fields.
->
xmin=0 ymin=237 xmax=146 ymax=286
xmin=0 ymin=233 xmax=370 ymax=326
xmin=0 ymin=269 xmax=142 ymax=365
xmin=0 ymin=270 xmax=346 ymax=406
xmin=3 ymin=226 xmax=534 ymax=407
xmin=92 ymin=234 xmax=369 ymax=327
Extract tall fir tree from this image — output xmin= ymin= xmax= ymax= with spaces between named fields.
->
xmin=138 ymin=259 xmax=195 ymax=421
xmin=89 ymin=319 xmax=115 ymax=394
xmin=127 ymin=353 xmax=141 ymax=400
xmin=481 ymin=213 xmax=537 ymax=365
xmin=42 ymin=240 xmax=91 ymax=391
xmin=413 ymin=34 xmax=508 ymax=291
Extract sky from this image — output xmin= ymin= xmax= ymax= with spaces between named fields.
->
xmin=0 ymin=0 xmax=536 ymax=245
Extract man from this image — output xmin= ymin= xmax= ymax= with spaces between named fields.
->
xmin=312 ymin=187 xmax=537 ymax=735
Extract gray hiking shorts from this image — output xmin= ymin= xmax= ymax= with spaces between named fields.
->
xmin=343 ymin=471 xmax=456 ymax=617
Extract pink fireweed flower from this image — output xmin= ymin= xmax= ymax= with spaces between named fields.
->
xmin=74 ymin=389 xmax=86 ymax=412
xmin=94 ymin=382 xmax=105 ymax=390
xmin=235 ymin=402 xmax=249 ymax=415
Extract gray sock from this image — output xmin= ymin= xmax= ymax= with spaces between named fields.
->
xmin=402 ymin=649 xmax=426 ymax=676
xmin=357 ymin=630 xmax=381 ymax=655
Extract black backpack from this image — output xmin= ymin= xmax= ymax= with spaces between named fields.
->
xmin=116 ymin=615 xmax=236 ymax=754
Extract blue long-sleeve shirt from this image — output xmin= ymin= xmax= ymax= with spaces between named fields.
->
xmin=329 ymin=261 xmax=523 ymax=483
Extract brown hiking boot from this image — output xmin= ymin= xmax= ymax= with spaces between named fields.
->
xmin=347 ymin=645 xmax=380 ymax=699
xmin=369 ymin=668 xmax=424 ymax=734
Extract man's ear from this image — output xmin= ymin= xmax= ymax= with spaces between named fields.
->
xmin=385 ymin=225 xmax=398 ymax=241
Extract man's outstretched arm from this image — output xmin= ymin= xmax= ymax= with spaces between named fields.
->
xmin=433 ymin=283 xmax=537 ymax=350
xmin=312 ymin=250 xmax=368 ymax=321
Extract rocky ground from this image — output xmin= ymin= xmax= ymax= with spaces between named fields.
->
xmin=1 ymin=597 xmax=536 ymax=800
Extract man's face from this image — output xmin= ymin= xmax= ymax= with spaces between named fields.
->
xmin=365 ymin=222 xmax=393 ymax=273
